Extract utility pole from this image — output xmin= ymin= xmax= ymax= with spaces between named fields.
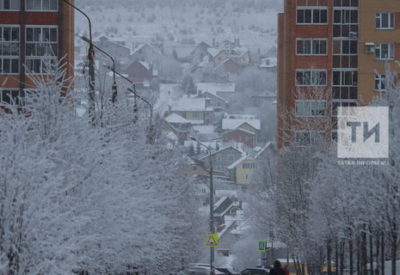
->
xmin=191 ymin=137 xmax=215 ymax=275
xmin=209 ymin=150 xmax=215 ymax=275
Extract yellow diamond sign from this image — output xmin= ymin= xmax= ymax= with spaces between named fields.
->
xmin=205 ymin=233 xmax=219 ymax=247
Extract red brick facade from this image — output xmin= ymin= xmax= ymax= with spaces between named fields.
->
xmin=277 ymin=0 xmax=400 ymax=149
xmin=0 ymin=0 xmax=74 ymax=95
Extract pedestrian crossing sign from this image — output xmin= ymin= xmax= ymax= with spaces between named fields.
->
xmin=258 ymin=240 xmax=267 ymax=252
xmin=205 ymin=233 xmax=219 ymax=247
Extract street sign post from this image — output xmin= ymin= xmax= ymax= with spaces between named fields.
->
xmin=206 ymin=233 xmax=219 ymax=248
xmin=258 ymin=240 xmax=268 ymax=268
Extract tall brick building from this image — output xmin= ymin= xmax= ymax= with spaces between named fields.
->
xmin=277 ymin=0 xmax=400 ymax=148
xmin=0 ymin=0 xmax=74 ymax=105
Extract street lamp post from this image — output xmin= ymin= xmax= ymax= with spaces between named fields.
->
xmin=80 ymin=36 xmax=118 ymax=103
xmin=190 ymin=137 xmax=215 ymax=275
xmin=127 ymin=86 xmax=154 ymax=144
xmin=101 ymin=68 xmax=155 ymax=144
xmin=107 ymin=68 xmax=154 ymax=144
xmin=62 ymin=0 xmax=96 ymax=122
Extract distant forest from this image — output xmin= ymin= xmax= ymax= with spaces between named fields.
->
xmin=80 ymin=0 xmax=282 ymax=11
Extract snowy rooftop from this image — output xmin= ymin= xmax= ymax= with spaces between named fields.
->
xmin=164 ymin=113 xmax=190 ymax=124
xmin=222 ymin=116 xmax=261 ymax=131
xmin=215 ymin=190 xmax=238 ymax=198
xmin=249 ymin=142 xmax=272 ymax=159
xmin=232 ymin=46 xmax=249 ymax=55
xmin=228 ymin=142 xmax=272 ymax=169
xmin=197 ymin=82 xmax=236 ymax=96
xmin=224 ymin=113 xmax=258 ymax=120
xmin=192 ymin=125 xmax=216 ymax=135
xmin=227 ymin=155 xmax=248 ymax=170
xmin=165 ymin=131 xmax=178 ymax=141
xmin=185 ymin=119 xmax=204 ymax=125
xmin=132 ymin=43 xmax=161 ymax=55
xmin=171 ymin=96 xmax=209 ymax=112
xmin=207 ymin=48 xmax=221 ymax=58
xmin=139 ymin=61 xmax=151 ymax=71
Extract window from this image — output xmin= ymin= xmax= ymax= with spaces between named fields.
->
xmin=375 ymin=74 xmax=386 ymax=91
xmin=333 ymin=70 xmax=358 ymax=86
xmin=297 ymin=38 xmax=327 ymax=55
xmin=334 ymin=9 xmax=358 ymax=24
xmin=296 ymin=70 xmax=327 ymax=86
xmin=376 ymin=13 xmax=395 ymax=30
xmin=295 ymin=131 xmax=326 ymax=147
xmin=332 ymin=87 xmax=358 ymax=100
xmin=334 ymin=0 xmax=358 ymax=7
xmin=297 ymin=7 xmax=328 ymax=24
xmin=242 ymin=163 xmax=256 ymax=169
xmin=25 ymin=26 xmax=58 ymax=74
xmin=26 ymin=0 xmax=58 ymax=11
xmin=332 ymin=100 xmax=357 ymax=116
xmin=333 ymin=40 xmax=358 ymax=55
xmin=0 ymin=0 xmax=20 ymax=10
xmin=0 ymin=26 xmax=19 ymax=74
xmin=295 ymin=100 xmax=327 ymax=117
xmin=375 ymin=43 xmax=394 ymax=60
xmin=333 ymin=7 xmax=358 ymax=38
xmin=0 ymin=89 xmax=21 ymax=105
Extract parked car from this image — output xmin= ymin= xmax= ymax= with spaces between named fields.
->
xmin=186 ymin=264 xmax=239 ymax=275
xmin=186 ymin=263 xmax=210 ymax=275
xmin=240 ymin=268 xmax=269 ymax=275
xmin=215 ymin=267 xmax=240 ymax=275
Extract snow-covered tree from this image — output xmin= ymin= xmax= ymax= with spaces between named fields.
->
xmin=0 ymin=61 xmax=203 ymax=274
xmin=308 ymin=63 xmax=400 ymax=275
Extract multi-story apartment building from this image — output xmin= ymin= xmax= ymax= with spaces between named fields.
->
xmin=0 ymin=0 xmax=74 ymax=106
xmin=277 ymin=0 xmax=400 ymax=148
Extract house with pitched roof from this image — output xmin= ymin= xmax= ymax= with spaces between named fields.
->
xmin=199 ymin=146 xmax=244 ymax=175
xmin=213 ymin=196 xmax=241 ymax=233
xmin=222 ymin=114 xmax=261 ymax=142
xmin=228 ymin=142 xmax=274 ymax=184
xmin=131 ymin=43 xmax=162 ymax=63
xmin=124 ymin=61 xmax=158 ymax=88
xmin=169 ymin=96 xmax=214 ymax=124
xmin=214 ymin=58 xmax=241 ymax=80
xmin=190 ymin=41 xmax=212 ymax=65
xmin=197 ymin=82 xmax=236 ymax=103
xmin=163 ymin=113 xmax=192 ymax=145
